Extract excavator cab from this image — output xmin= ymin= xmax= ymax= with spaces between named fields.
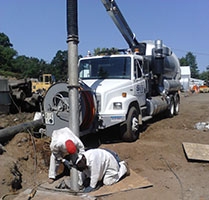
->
xmin=32 ymin=74 xmax=55 ymax=94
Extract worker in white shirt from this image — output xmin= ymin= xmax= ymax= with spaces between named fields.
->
xmin=48 ymin=127 xmax=85 ymax=184
xmin=75 ymin=148 xmax=130 ymax=193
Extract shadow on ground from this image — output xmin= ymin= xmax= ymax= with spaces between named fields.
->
xmin=80 ymin=112 xmax=168 ymax=149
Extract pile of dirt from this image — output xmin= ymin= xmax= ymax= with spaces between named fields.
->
xmin=0 ymin=113 xmax=51 ymax=198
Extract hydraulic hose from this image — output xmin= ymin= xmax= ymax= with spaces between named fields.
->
xmin=80 ymin=88 xmax=95 ymax=131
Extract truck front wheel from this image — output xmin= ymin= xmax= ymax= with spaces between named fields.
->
xmin=120 ymin=106 xmax=139 ymax=142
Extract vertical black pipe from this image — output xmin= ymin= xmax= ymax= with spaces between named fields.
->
xmin=67 ymin=0 xmax=78 ymax=39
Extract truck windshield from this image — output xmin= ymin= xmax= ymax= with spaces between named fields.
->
xmin=79 ymin=57 xmax=131 ymax=79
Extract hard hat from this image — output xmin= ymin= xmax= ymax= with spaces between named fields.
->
xmin=65 ymin=140 xmax=76 ymax=154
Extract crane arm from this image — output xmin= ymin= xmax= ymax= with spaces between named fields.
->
xmin=101 ymin=0 xmax=139 ymax=49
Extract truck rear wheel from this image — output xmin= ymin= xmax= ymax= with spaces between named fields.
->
xmin=167 ymin=96 xmax=175 ymax=118
xmin=174 ymin=95 xmax=180 ymax=115
xmin=120 ymin=106 xmax=139 ymax=142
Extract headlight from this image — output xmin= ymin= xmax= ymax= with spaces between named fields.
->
xmin=113 ymin=102 xmax=122 ymax=110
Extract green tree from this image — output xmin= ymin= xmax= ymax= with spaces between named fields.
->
xmin=78 ymin=54 xmax=83 ymax=60
xmin=179 ymin=52 xmax=199 ymax=78
xmin=0 ymin=33 xmax=17 ymax=72
xmin=51 ymin=50 xmax=68 ymax=81
xmin=93 ymin=47 xmax=119 ymax=56
xmin=0 ymin=33 xmax=13 ymax=47
xmin=199 ymin=71 xmax=209 ymax=82
xmin=13 ymin=55 xmax=51 ymax=78
xmin=94 ymin=48 xmax=106 ymax=56
xmin=50 ymin=51 xmax=83 ymax=81
xmin=0 ymin=32 xmax=83 ymax=80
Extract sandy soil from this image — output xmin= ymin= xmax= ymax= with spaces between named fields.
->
xmin=0 ymin=93 xmax=209 ymax=200
xmin=99 ymin=93 xmax=209 ymax=200
xmin=0 ymin=113 xmax=51 ymax=199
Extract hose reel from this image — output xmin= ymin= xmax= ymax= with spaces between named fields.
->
xmin=43 ymin=82 xmax=97 ymax=137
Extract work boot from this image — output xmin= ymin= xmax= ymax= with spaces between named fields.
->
xmin=48 ymin=178 xmax=55 ymax=184
xmin=124 ymin=161 xmax=130 ymax=176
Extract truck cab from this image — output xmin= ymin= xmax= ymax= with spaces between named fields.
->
xmin=79 ymin=54 xmax=147 ymax=140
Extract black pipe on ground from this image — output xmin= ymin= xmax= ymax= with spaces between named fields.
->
xmin=0 ymin=119 xmax=43 ymax=144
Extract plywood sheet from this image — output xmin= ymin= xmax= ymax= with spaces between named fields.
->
xmin=14 ymin=170 xmax=152 ymax=199
xmin=183 ymin=142 xmax=209 ymax=161
xmin=89 ymin=169 xmax=152 ymax=197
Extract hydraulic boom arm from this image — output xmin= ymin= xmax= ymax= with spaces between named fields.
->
xmin=101 ymin=0 xmax=139 ymax=49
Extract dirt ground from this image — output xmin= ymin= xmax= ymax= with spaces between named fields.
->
xmin=0 ymin=93 xmax=209 ymax=200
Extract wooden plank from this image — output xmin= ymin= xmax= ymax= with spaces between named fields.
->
xmin=89 ymin=169 xmax=152 ymax=197
xmin=183 ymin=142 xmax=209 ymax=161
xmin=13 ymin=189 xmax=86 ymax=200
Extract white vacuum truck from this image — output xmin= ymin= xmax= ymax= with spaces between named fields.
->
xmin=43 ymin=0 xmax=181 ymax=141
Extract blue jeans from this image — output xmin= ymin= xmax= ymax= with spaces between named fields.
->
xmin=102 ymin=148 xmax=120 ymax=167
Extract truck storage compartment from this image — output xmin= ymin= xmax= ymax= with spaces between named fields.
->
xmin=146 ymin=96 xmax=168 ymax=116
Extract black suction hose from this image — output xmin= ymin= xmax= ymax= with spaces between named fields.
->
xmin=67 ymin=0 xmax=78 ymax=37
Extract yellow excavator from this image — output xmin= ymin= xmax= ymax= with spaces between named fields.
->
xmin=31 ymin=74 xmax=55 ymax=95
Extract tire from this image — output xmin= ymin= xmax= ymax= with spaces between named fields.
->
xmin=174 ymin=95 xmax=180 ymax=115
xmin=120 ymin=106 xmax=139 ymax=142
xmin=167 ymin=96 xmax=175 ymax=118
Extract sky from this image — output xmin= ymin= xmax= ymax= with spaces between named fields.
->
xmin=1 ymin=0 xmax=209 ymax=72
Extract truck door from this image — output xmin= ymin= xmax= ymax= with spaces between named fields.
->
xmin=133 ymin=59 xmax=146 ymax=106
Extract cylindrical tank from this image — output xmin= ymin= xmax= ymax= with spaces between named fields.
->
xmin=163 ymin=79 xmax=181 ymax=92
xmin=43 ymin=82 xmax=96 ymax=137
xmin=163 ymin=53 xmax=180 ymax=80
xmin=143 ymin=40 xmax=181 ymax=80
